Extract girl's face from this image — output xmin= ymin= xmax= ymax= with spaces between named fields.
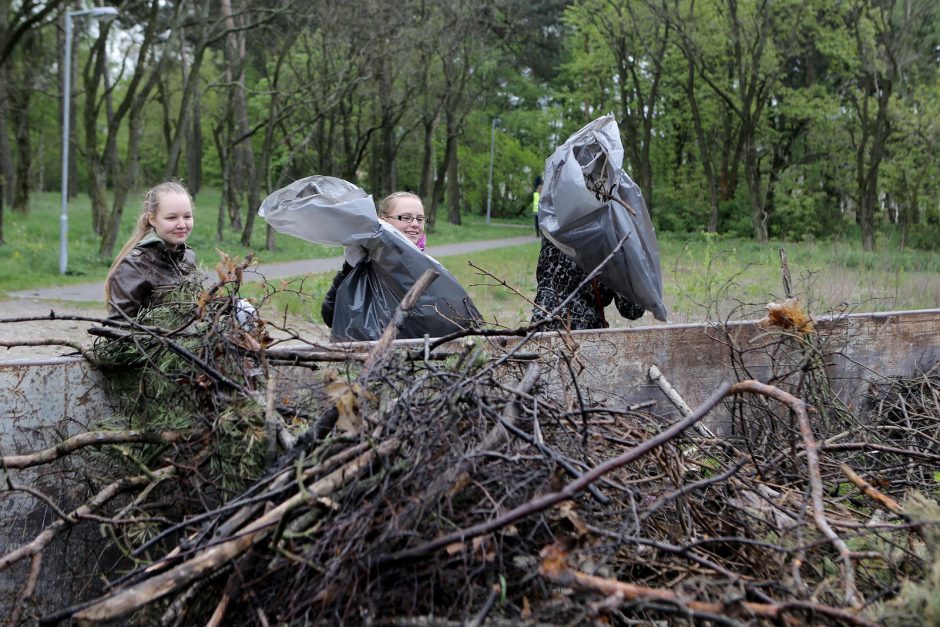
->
xmin=148 ymin=192 xmax=194 ymax=248
xmin=382 ymin=196 xmax=425 ymax=245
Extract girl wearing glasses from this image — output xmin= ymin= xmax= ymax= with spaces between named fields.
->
xmin=321 ymin=191 xmax=427 ymax=327
xmin=377 ymin=191 xmax=427 ymax=249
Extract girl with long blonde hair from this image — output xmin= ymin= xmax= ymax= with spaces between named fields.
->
xmin=104 ymin=181 xmax=198 ymax=319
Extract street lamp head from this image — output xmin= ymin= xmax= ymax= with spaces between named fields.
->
xmin=68 ymin=7 xmax=120 ymax=22
xmin=88 ymin=7 xmax=119 ymax=21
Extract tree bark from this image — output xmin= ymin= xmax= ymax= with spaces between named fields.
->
xmin=9 ymin=29 xmax=35 ymax=213
xmin=685 ymin=61 xmax=720 ymax=232
xmin=164 ymin=2 xmax=211 ymax=181
xmin=0 ymin=64 xmax=14 ymax=209
xmin=99 ymin=49 xmax=166 ymax=259
xmin=88 ymin=0 xmax=165 ymax=260
xmin=186 ymin=81 xmax=203 ymax=196
xmin=446 ymin=126 xmax=460 ymax=225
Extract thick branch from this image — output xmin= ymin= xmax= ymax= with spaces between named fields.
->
xmin=2 ymin=430 xmax=191 ymax=469
xmin=539 ymin=543 xmax=878 ymax=626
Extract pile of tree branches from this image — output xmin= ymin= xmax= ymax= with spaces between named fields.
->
xmin=2 ymin=273 xmax=939 ymax=626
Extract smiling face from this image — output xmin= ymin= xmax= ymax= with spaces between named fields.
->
xmin=148 ymin=192 xmax=194 ymax=248
xmin=381 ymin=196 xmax=425 ymax=245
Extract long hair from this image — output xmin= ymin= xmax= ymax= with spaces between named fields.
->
xmin=104 ymin=181 xmax=192 ymax=306
xmin=378 ymin=191 xmax=422 ymax=216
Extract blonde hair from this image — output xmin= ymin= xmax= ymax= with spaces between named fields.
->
xmin=104 ymin=181 xmax=193 ymax=306
xmin=378 ymin=191 xmax=422 ymax=217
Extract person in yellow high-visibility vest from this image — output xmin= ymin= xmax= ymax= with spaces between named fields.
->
xmin=532 ymin=175 xmax=542 ymax=237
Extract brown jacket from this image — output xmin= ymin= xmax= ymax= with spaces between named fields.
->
xmin=107 ymin=233 xmax=198 ymax=319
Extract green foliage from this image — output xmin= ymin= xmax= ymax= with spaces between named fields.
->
xmin=1 ymin=0 xmax=939 ymax=261
xmin=457 ymin=110 xmax=549 ymax=219
xmin=94 ymin=280 xmax=269 ymax=496
xmin=874 ymin=493 xmax=940 ymax=625
xmin=0 ymin=191 xmax=526 ymax=297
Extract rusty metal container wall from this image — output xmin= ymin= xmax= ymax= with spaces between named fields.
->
xmin=1 ymin=309 xmax=939 ymax=615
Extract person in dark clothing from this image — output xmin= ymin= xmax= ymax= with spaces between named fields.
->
xmin=320 ymin=261 xmax=353 ymax=328
xmin=105 ymin=182 xmax=199 ymax=319
xmin=321 ymin=191 xmax=427 ymax=329
xmin=531 ymin=237 xmax=644 ymax=330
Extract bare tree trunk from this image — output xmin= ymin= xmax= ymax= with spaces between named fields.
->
xmin=685 ymin=62 xmax=720 ymax=233
xmin=220 ymin=0 xmax=255 ymax=241
xmin=86 ymin=0 xmax=165 ymax=260
xmin=100 ymin=100 xmax=147 ymax=258
xmin=856 ymin=90 xmax=890 ymax=253
xmin=67 ymin=22 xmax=79 ymax=201
xmin=99 ymin=56 xmax=164 ymax=260
xmin=10 ymin=93 xmax=30 ymax=212
xmin=744 ymin=139 xmax=768 ymax=243
xmin=186 ymin=81 xmax=203 ymax=196
xmin=428 ymin=139 xmax=450 ymax=230
xmin=83 ymin=30 xmax=110 ymax=236
xmin=213 ymin=124 xmax=230 ymax=242
xmin=9 ymin=30 xmax=35 ymax=213
xmin=164 ymin=2 xmax=210 ymax=182
xmin=446 ymin=126 xmax=460 ymax=225
xmin=419 ymin=118 xmax=436 ymax=202
xmin=0 ymin=65 xmax=14 ymax=208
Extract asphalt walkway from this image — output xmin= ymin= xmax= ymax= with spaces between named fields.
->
xmin=9 ymin=235 xmax=538 ymax=302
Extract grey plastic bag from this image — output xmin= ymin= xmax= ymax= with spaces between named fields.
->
xmin=259 ymin=175 xmax=481 ymax=341
xmin=538 ymin=114 xmax=668 ymax=322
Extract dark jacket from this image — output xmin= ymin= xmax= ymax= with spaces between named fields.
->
xmin=107 ymin=233 xmax=198 ymax=320
xmin=531 ymin=238 xmax=643 ymax=330
xmin=321 ymin=262 xmax=353 ymax=328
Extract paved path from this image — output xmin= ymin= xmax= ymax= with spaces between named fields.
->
xmin=9 ymin=236 xmax=539 ymax=302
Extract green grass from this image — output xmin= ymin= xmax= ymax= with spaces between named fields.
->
xmin=441 ymin=232 xmax=940 ymax=327
xmin=3 ymin=192 xmax=938 ymax=326
xmin=246 ymin=230 xmax=940 ymax=329
xmin=0 ymin=190 xmax=530 ymax=296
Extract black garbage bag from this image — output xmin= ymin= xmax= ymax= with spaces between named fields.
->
xmin=258 ymin=175 xmax=481 ymax=341
xmin=539 ymin=114 xmax=668 ymax=322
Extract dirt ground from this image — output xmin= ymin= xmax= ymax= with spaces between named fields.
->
xmin=0 ymin=298 xmax=332 ymax=361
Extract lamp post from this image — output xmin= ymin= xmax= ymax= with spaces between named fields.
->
xmin=60 ymin=6 xmax=119 ymax=274
xmin=485 ymin=117 xmax=500 ymax=225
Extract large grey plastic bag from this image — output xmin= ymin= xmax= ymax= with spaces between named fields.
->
xmin=258 ymin=175 xmax=481 ymax=341
xmin=538 ymin=114 xmax=668 ymax=322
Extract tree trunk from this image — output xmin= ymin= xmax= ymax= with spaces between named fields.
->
xmin=9 ymin=32 xmax=34 ymax=213
xmin=164 ymin=3 xmax=210 ymax=182
xmin=186 ymin=81 xmax=203 ymax=196
xmin=685 ymin=62 xmax=720 ymax=233
xmin=446 ymin=130 xmax=460 ymax=225
xmin=854 ymin=84 xmax=890 ymax=253
xmin=83 ymin=29 xmax=110 ymax=236
xmin=221 ymin=0 xmax=252 ymax=237
xmin=67 ymin=23 xmax=79 ymax=201
xmin=213 ymin=124 xmax=230 ymax=242
xmin=419 ymin=118 xmax=436 ymax=202
xmin=428 ymin=137 xmax=451 ymax=230
xmin=265 ymin=224 xmax=275 ymax=251
xmin=744 ymin=136 xmax=768 ymax=243
xmin=11 ymin=95 xmax=30 ymax=212
xmin=99 ymin=56 xmax=163 ymax=260
xmin=0 ymin=66 xmax=14 ymax=208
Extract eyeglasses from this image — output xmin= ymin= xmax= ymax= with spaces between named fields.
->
xmin=386 ymin=214 xmax=426 ymax=224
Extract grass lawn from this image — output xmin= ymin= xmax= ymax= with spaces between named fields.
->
xmin=3 ymin=191 xmax=938 ymax=326
xmin=439 ymin=233 xmax=940 ymax=327
xmin=0 ymin=190 xmax=530 ymax=296
xmin=245 ymin=232 xmax=940 ymax=329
